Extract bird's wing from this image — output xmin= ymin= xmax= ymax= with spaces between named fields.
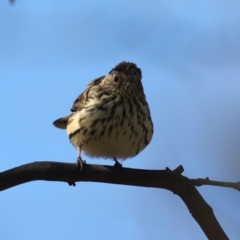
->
xmin=71 ymin=76 xmax=105 ymax=112
xmin=53 ymin=76 xmax=105 ymax=129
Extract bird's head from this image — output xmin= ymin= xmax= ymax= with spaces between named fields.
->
xmin=102 ymin=61 xmax=143 ymax=94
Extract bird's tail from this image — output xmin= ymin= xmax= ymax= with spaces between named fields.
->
xmin=53 ymin=115 xmax=70 ymax=129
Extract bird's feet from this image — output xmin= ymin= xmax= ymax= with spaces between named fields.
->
xmin=76 ymin=156 xmax=86 ymax=172
xmin=113 ymin=158 xmax=122 ymax=170
xmin=67 ymin=158 xmax=85 ymax=186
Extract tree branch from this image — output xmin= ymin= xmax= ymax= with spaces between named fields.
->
xmin=0 ymin=161 xmax=228 ymax=240
xmin=191 ymin=177 xmax=240 ymax=191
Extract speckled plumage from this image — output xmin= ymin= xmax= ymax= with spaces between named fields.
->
xmin=53 ymin=61 xmax=153 ymax=164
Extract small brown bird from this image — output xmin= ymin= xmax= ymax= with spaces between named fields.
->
xmin=53 ymin=61 xmax=153 ymax=169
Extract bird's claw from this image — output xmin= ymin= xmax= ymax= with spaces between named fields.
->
xmin=77 ymin=157 xmax=86 ymax=172
xmin=113 ymin=158 xmax=122 ymax=169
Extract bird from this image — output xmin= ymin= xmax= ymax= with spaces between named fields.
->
xmin=53 ymin=61 xmax=153 ymax=169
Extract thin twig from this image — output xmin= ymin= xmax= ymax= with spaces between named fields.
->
xmin=191 ymin=177 xmax=240 ymax=191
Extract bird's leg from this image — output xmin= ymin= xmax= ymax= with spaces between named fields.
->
xmin=76 ymin=145 xmax=86 ymax=172
xmin=68 ymin=146 xmax=86 ymax=186
xmin=113 ymin=158 xmax=122 ymax=169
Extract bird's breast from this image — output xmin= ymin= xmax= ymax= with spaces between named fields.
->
xmin=67 ymin=95 xmax=153 ymax=159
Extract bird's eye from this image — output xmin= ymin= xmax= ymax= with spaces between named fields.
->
xmin=113 ymin=75 xmax=119 ymax=83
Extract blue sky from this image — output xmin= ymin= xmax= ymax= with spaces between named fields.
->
xmin=1 ymin=1 xmax=240 ymax=239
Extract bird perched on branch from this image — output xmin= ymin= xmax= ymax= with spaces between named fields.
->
xmin=53 ymin=61 xmax=153 ymax=169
